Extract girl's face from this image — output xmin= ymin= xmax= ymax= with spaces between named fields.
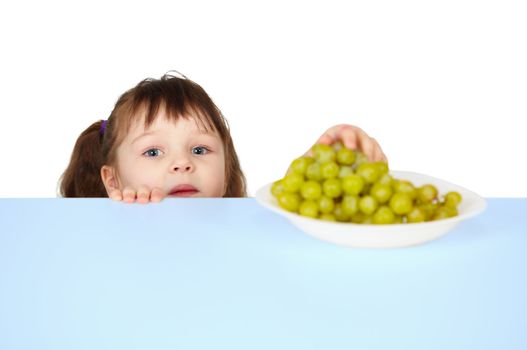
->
xmin=102 ymin=110 xmax=226 ymax=197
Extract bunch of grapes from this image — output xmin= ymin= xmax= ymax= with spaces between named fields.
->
xmin=271 ymin=142 xmax=462 ymax=224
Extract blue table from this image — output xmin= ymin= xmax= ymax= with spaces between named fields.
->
xmin=1 ymin=198 xmax=526 ymax=350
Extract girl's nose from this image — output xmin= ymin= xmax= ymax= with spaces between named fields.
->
xmin=171 ymin=161 xmax=194 ymax=173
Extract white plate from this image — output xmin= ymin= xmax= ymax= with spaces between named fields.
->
xmin=255 ymin=171 xmax=487 ymax=248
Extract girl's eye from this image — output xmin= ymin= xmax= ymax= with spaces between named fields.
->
xmin=192 ymin=146 xmax=210 ymax=155
xmin=143 ymin=148 xmax=163 ymax=157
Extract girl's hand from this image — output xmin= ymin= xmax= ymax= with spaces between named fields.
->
xmin=307 ymin=124 xmax=387 ymax=162
xmin=108 ymin=186 xmax=165 ymax=204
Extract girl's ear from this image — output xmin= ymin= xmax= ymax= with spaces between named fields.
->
xmin=100 ymin=165 xmax=120 ymax=195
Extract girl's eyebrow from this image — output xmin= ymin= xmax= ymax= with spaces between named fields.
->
xmin=131 ymin=129 xmax=219 ymax=145
xmin=132 ymin=130 xmax=160 ymax=145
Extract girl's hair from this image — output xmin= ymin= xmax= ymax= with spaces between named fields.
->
xmin=59 ymin=73 xmax=247 ymax=197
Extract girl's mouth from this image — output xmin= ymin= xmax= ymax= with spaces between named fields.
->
xmin=169 ymin=190 xmax=199 ymax=197
xmin=168 ymin=184 xmax=199 ymax=197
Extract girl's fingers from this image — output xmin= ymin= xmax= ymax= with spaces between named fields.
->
xmin=337 ymin=125 xmax=359 ymax=150
xmin=150 ymin=188 xmax=165 ymax=203
xmin=371 ymin=138 xmax=388 ymax=163
xmin=108 ymin=189 xmax=123 ymax=201
xmin=136 ymin=186 xmax=150 ymax=204
xmin=122 ymin=187 xmax=137 ymax=203
xmin=358 ymin=134 xmax=376 ymax=162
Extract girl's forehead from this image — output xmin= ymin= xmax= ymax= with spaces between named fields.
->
xmin=125 ymin=112 xmax=220 ymax=142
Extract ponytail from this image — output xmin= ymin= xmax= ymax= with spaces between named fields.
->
xmin=59 ymin=120 xmax=108 ymax=197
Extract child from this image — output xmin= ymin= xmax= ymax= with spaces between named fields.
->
xmin=59 ymin=73 xmax=386 ymax=203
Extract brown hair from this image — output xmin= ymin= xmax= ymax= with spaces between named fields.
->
xmin=59 ymin=73 xmax=247 ymax=197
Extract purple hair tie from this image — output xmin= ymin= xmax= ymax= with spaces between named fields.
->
xmin=99 ymin=120 xmax=108 ymax=135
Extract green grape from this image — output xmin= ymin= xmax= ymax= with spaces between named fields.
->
xmin=312 ymin=144 xmax=336 ymax=164
xmin=289 ymin=156 xmax=314 ymax=175
xmin=420 ymin=202 xmax=438 ymax=221
xmin=341 ymin=174 xmax=364 ymax=195
xmin=370 ymin=183 xmax=393 ymax=204
xmin=444 ymin=191 xmax=462 ymax=208
xmin=417 ymin=184 xmax=438 ymax=204
xmin=336 ymin=148 xmax=356 ymax=165
xmin=362 ymin=215 xmax=374 ymax=224
xmin=407 ymin=207 xmax=426 ymax=223
xmin=320 ymin=161 xmax=340 ymax=179
xmin=341 ymin=195 xmax=359 ymax=216
xmin=393 ymin=215 xmax=404 ymax=224
xmin=432 ymin=206 xmax=451 ymax=221
xmin=277 ymin=192 xmax=301 ymax=212
xmin=373 ymin=205 xmax=395 ymax=224
xmin=318 ymin=195 xmax=335 ymax=214
xmin=338 ymin=165 xmax=354 ymax=178
xmin=300 ymin=180 xmax=322 ymax=200
xmin=332 ymin=141 xmax=344 ymax=152
xmin=299 ymin=200 xmax=319 ymax=218
xmin=354 ymin=151 xmax=369 ymax=168
xmin=359 ymin=195 xmax=378 ymax=215
xmin=334 ymin=203 xmax=351 ymax=222
xmin=350 ymin=211 xmax=365 ymax=224
xmin=389 ymin=193 xmax=413 ymax=215
xmin=393 ymin=180 xmax=417 ymax=200
xmin=320 ymin=213 xmax=337 ymax=221
xmin=374 ymin=161 xmax=389 ymax=175
xmin=305 ymin=162 xmax=323 ymax=181
xmin=442 ymin=205 xmax=459 ymax=217
xmin=282 ymin=173 xmax=304 ymax=193
xmin=377 ymin=173 xmax=394 ymax=186
xmin=271 ymin=180 xmax=285 ymax=197
xmin=356 ymin=163 xmax=380 ymax=184
xmin=323 ymin=178 xmax=342 ymax=198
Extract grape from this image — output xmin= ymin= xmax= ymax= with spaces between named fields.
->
xmin=299 ymin=200 xmax=319 ymax=218
xmin=334 ymin=203 xmax=351 ymax=222
xmin=341 ymin=195 xmax=359 ymax=216
xmin=350 ymin=211 xmax=366 ymax=224
xmin=341 ymin=174 xmax=364 ymax=196
xmin=356 ymin=163 xmax=380 ymax=184
xmin=282 ymin=173 xmax=304 ymax=193
xmin=370 ymin=183 xmax=393 ymax=204
xmin=332 ymin=141 xmax=344 ymax=151
xmin=375 ymin=162 xmax=389 ymax=176
xmin=373 ymin=206 xmax=395 ymax=224
xmin=271 ymin=180 xmax=285 ymax=197
xmin=337 ymin=148 xmax=356 ymax=165
xmin=318 ymin=196 xmax=335 ymax=214
xmin=305 ymin=162 xmax=323 ymax=182
xmin=417 ymin=184 xmax=438 ymax=204
xmin=359 ymin=195 xmax=378 ymax=215
xmin=377 ymin=173 xmax=394 ymax=186
xmin=312 ymin=144 xmax=336 ymax=164
xmin=320 ymin=213 xmax=337 ymax=221
xmin=323 ymin=178 xmax=342 ymax=198
xmin=432 ymin=206 xmax=451 ymax=221
xmin=338 ymin=166 xmax=354 ymax=178
xmin=444 ymin=191 xmax=462 ymax=208
xmin=300 ymin=181 xmax=322 ymax=200
xmin=289 ymin=157 xmax=314 ymax=175
xmin=389 ymin=193 xmax=413 ymax=215
xmin=320 ymin=161 xmax=340 ymax=179
xmin=277 ymin=192 xmax=301 ymax=212
xmin=407 ymin=207 xmax=426 ymax=223
xmin=393 ymin=180 xmax=417 ymax=199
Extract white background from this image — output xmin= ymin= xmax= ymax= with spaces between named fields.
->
xmin=0 ymin=0 xmax=526 ymax=197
